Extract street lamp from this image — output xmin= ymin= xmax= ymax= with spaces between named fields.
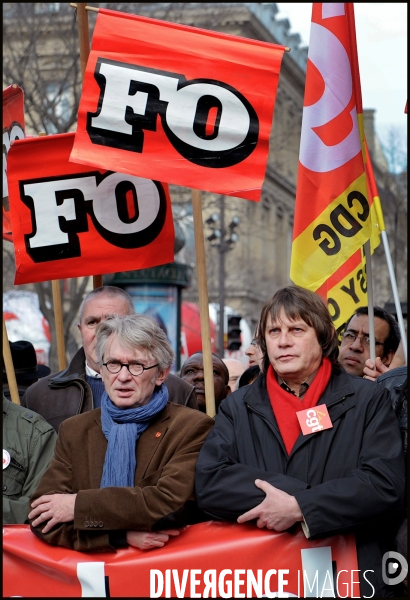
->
xmin=206 ymin=196 xmax=240 ymax=357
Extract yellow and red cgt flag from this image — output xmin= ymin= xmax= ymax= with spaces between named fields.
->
xmin=3 ymin=84 xmax=25 ymax=242
xmin=290 ymin=4 xmax=380 ymax=301
xmin=315 ymin=139 xmax=382 ymax=332
xmin=70 ymin=8 xmax=286 ymax=202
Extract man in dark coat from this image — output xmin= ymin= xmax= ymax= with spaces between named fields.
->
xmin=3 ymin=340 xmax=51 ymax=402
xmin=195 ymin=286 xmax=405 ymax=598
xmin=22 ymin=286 xmax=198 ymax=431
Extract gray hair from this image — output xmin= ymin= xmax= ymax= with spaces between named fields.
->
xmin=95 ymin=314 xmax=175 ymax=372
xmin=78 ymin=286 xmax=135 ymax=323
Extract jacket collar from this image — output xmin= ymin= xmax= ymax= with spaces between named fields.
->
xmin=243 ymin=366 xmax=356 ymax=457
xmin=244 ymin=366 xmax=354 ymax=410
xmin=49 ymin=347 xmax=87 ymax=383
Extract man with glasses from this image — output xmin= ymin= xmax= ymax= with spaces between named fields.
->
xmin=28 ymin=314 xmax=213 ymax=552
xmin=22 ymin=286 xmax=198 ymax=431
xmin=338 ymin=306 xmax=400 ymax=378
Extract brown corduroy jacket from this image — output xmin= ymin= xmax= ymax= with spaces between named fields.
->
xmin=29 ymin=402 xmax=214 ymax=552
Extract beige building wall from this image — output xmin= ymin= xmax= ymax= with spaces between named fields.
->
xmin=4 ymin=2 xmax=406 ymax=333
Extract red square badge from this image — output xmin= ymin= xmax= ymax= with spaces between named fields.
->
xmin=296 ymin=404 xmax=333 ymax=436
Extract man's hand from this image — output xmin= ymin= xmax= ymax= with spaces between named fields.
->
xmin=126 ymin=529 xmax=181 ymax=550
xmin=363 ymin=357 xmax=389 ymax=381
xmin=237 ymin=479 xmax=303 ymax=531
xmin=29 ymin=493 xmax=77 ymax=534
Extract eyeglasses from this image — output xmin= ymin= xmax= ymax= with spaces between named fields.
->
xmin=341 ymin=331 xmax=384 ymax=347
xmin=103 ymin=360 xmax=159 ymax=376
xmin=250 ymin=339 xmax=259 ymax=347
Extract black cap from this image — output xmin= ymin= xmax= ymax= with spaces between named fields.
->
xmin=3 ymin=340 xmax=51 ymax=383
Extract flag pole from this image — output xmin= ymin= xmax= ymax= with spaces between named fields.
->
xmin=374 ymin=198 xmax=407 ymax=363
xmin=37 ymin=132 xmax=67 ymax=370
xmin=3 ymin=317 xmax=20 ymax=405
xmin=363 ymin=241 xmax=376 ymax=364
xmin=365 ymin=140 xmax=407 ymax=363
xmin=75 ymin=2 xmax=103 ymax=290
xmin=192 ymin=189 xmax=216 ymax=417
xmin=52 ymin=280 xmax=67 ymax=370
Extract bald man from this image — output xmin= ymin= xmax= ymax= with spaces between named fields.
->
xmin=222 ymin=358 xmax=246 ymax=391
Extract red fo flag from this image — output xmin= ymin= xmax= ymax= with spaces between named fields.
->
xmin=3 ymin=84 xmax=25 ymax=242
xmin=7 ymin=133 xmax=174 ymax=285
xmin=70 ymin=8 xmax=286 ymax=202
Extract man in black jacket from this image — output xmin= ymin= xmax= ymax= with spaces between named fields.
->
xmin=195 ymin=286 xmax=405 ymax=598
xmin=22 ymin=286 xmax=198 ymax=431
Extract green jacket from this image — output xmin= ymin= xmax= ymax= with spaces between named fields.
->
xmin=3 ymin=396 xmax=57 ymax=524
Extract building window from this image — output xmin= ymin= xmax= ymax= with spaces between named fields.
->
xmin=45 ymin=82 xmax=71 ymax=133
xmin=34 ymin=3 xmax=61 ymax=14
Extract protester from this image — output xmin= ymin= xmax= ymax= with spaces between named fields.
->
xmin=195 ymin=286 xmax=405 ymax=597
xmin=3 ymin=394 xmax=57 ymax=524
xmin=238 ymin=364 xmax=261 ymax=388
xmin=28 ymin=314 xmax=214 ymax=552
xmin=379 ymin=364 xmax=408 ymax=596
xmin=244 ymin=333 xmax=264 ymax=369
xmin=3 ymin=340 xmax=51 ymax=402
xmin=222 ymin=358 xmax=246 ymax=391
xmin=22 ymin=286 xmax=198 ymax=431
xmin=363 ymin=339 xmax=406 ymax=380
xmin=337 ymin=306 xmax=400 ymax=377
xmin=180 ymin=351 xmax=231 ymax=413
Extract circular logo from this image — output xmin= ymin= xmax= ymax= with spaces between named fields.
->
xmin=3 ymin=449 xmax=11 ymax=469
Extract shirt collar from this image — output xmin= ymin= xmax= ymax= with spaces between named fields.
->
xmin=279 ymin=379 xmax=309 ymax=398
xmin=85 ymin=363 xmax=102 ymax=378
xmin=277 ymin=368 xmax=319 ymax=399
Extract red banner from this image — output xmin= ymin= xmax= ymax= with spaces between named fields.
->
xmin=7 ymin=132 xmax=174 ymax=284
xmin=70 ymin=8 xmax=286 ymax=202
xmin=3 ymin=84 xmax=25 ymax=242
xmin=3 ymin=522 xmax=360 ymax=597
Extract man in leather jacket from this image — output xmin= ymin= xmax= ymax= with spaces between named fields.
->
xmin=22 ymin=286 xmax=198 ymax=431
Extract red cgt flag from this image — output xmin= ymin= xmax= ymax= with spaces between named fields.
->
xmin=3 ymin=84 xmax=25 ymax=242
xmin=315 ymin=140 xmax=382 ymax=333
xmin=7 ymin=132 xmax=175 ymax=285
xmin=70 ymin=8 xmax=286 ymax=202
xmin=290 ymin=4 xmax=378 ymax=294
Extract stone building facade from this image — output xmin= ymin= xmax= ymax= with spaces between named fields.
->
xmin=3 ymin=2 xmax=406 ymax=338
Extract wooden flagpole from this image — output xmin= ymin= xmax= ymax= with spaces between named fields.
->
xmin=52 ymin=280 xmax=67 ymax=370
xmin=192 ymin=189 xmax=216 ymax=417
xmin=3 ymin=317 xmax=20 ymax=405
xmin=71 ymin=3 xmax=218 ymax=416
xmin=76 ymin=2 xmax=103 ymax=290
xmin=38 ymin=132 xmax=67 ymax=370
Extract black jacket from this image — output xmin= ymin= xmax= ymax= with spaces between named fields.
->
xmin=195 ymin=368 xmax=405 ymax=597
xmin=22 ymin=348 xmax=198 ymax=432
xmin=377 ymin=365 xmax=407 ymax=457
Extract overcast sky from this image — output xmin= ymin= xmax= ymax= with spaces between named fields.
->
xmin=276 ymin=3 xmax=407 ymax=162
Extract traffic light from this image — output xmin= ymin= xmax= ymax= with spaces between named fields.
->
xmin=227 ymin=314 xmax=242 ymax=351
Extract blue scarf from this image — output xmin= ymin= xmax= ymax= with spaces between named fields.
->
xmin=100 ymin=385 xmax=169 ymax=488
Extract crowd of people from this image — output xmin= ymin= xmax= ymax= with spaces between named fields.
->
xmin=3 ymin=284 xmax=407 ymax=596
